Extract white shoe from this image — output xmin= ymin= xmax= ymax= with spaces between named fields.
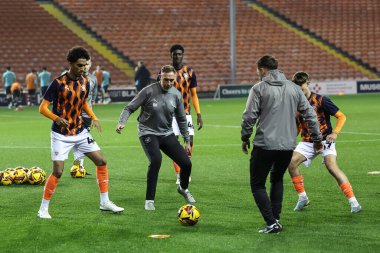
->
xmin=189 ymin=176 xmax=191 ymax=182
xmin=294 ymin=197 xmax=310 ymax=211
xmin=145 ymin=200 xmax=155 ymax=211
xmin=351 ymin=204 xmax=362 ymax=213
xmin=37 ymin=208 xmax=52 ymax=219
xmin=100 ymin=201 xmax=124 ymax=213
xmin=177 ymin=186 xmax=196 ymax=203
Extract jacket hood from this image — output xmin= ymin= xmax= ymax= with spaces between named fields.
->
xmin=262 ymin=69 xmax=287 ymax=86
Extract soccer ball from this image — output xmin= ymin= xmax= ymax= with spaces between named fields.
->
xmin=0 ymin=171 xmax=13 ymax=186
xmin=27 ymin=168 xmax=46 ymax=185
xmin=4 ymin=168 xmax=16 ymax=180
xmin=13 ymin=167 xmax=28 ymax=184
xmin=29 ymin=166 xmax=47 ymax=178
xmin=177 ymin=204 xmax=200 ymax=226
xmin=70 ymin=165 xmax=86 ymax=178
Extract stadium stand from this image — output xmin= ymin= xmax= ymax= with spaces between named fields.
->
xmin=0 ymin=0 xmax=131 ymax=86
xmin=2 ymin=0 xmax=377 ymax=91
xmin=53 ymin=0 xmax=370 ymax=91
xmin=257 ymin=0 xmax=380 ymax=73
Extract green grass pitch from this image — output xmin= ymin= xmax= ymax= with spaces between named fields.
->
xmin=0 ymin=94 xmax=379 ymax=253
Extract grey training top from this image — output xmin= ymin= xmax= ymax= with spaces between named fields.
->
xmin=118 ymin=82 xmax=189 ymax=141
xmin=82 ymin=73 xmax=98 ymax=118
xmin=241 ymin=69 xmax=322 ymax=150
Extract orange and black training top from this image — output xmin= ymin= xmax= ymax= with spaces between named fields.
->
xmin=11 ymin=82 xmax=22 ymax=93
xmin=297 ymin=92 xmax=339 ymax=142
xmin=43 ymin=73 xmax=90 ymax=136
xmin=25 ymin=72 xmax=37 ymax=90
xmin=174 ymin=65 xmax=197 ymax=114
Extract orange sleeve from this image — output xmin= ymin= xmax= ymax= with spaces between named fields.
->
xmin=333 ymin=111 xmax=346 ymax=134
xmin=39 ymin=99 xmax=59 ymax=121
xmin=82 ymin=100 xmax=98 ymax=121
xmin=190 ymin=87 xmax=201 ymax=114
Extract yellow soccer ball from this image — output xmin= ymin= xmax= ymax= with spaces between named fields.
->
xmin=0 ymin=171 xmax=13 ymax=186
xmin=29 ymin=166 xmax=47 ymax=178
xmin=177 ymin=204 xmax=200 ymax=226
xmin=70 ymin=165 xmax=86 ymax=178
xmin=4 ymin=168 xmax=16 ymax=180
xmin=27 ymin=168 xmax=46 ymax=185
xmin=13 ymin=167 xmax=28 ymax=184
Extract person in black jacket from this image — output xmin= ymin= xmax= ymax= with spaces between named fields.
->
xmin=135 ymin=61 xmax=151 ymax=92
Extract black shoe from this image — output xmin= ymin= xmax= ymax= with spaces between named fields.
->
xmin=276 ymin=220 xmax=282 ymax=229
xmin=258 ymin=222 xmax=282 ymax=234
xmin=85 ymin=171 xmax=92 ymax=176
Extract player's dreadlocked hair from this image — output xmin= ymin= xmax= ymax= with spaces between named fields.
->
xmin=292 ymin=72 xmax=310 ymax=86
xmin=66 ymin=46 xmax=90 ymax=63
xmin=170 ymin=44 xmax=184 ymax=54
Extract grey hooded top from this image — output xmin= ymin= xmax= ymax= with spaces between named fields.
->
xmin=82 ymin=73 xmax=98 ymax=119
xmin=241 ymin=69 xmax=322 ymax=150
xmin=118 ymin=82 xmax=189 ymax=142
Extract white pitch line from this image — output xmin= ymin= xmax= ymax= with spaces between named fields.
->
xmin=207 ymin=124 xmax=241 ymax=128
xmin=206 ymin=125 xmax=380 ymax=136
xmin=0 ymin=144 xmax=241 ymax=149
xmin=341 ymin=131 xmax=380 ymax=136
xmin=339 ymin=139 xmax=380 ymax=143
xmin=1 ymin=139 xmax=380 ymax=149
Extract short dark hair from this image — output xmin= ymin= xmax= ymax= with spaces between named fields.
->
xmin=66 ymin=46 xmax=90 ymax=63
xmin=6 ymin=66 xmax=11 ymax=70
xmin=170 ymin=44 xmax=184 ymax=54
xmin=160 ymin=65 xmax=176 ymax=74
xmin=42 ymin=66 xmax=47 ymax=71
xmin=257 ymin=55 xmax=278 ymax=70
xmin=292 ymin=71 xmax=310 ymax=86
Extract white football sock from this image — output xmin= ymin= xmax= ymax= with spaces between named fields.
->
xmin=298 ymin=192 xmax=307 ymax=199
xmin=348 ymin=197 xmax=359 ymax=206
xmin=40 ymin=199 xmax=50 ymax=210
xmin=100 ymin=192 xmax=109 ymax=204
xmin=79 ymin=158 xmax=84 ymax=167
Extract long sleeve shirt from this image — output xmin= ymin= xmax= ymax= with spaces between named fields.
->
xmin=119 ymin=82 xmax=189 ymax=142
xmin=241 ymin=70 xmax=322 ymax=150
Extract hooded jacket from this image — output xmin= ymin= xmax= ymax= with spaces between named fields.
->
xmin=241 ymin=69 xmax=322 ymax=150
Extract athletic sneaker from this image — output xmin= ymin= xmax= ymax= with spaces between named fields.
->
xmin=100 ymin=201 xmax=124 ymax=213
xmin=258 ymin=222 xmax=282 ymax=234
xmin=177 ymin=186 xmax=196 ymax=203
xmin=276 ymin=220 xmax=282 ymax=229
xmin=351 ymin=204 xmax=362 ymax=213
xmin=37 ymin=208 xmax=52 ymax=219
xmin=294 ymin=198 xmax=310 ymax=211
xmin=145 ymin=200 xmax=155 ymax=211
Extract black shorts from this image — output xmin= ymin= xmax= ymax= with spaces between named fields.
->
xmin=28 ymin=89 xmax=36 ymax=96
xmin=12 ymin=90 xmax=21 ymax=97
xmin=41 ymin=86 xmax=48 ymax=97
xmin=6 ymin=86 xmax=11 ymax=95
xmin=102 ymin=85 xmax=109 ymax=93
xmin=82 ymin=117 xmax=92 ymax=130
